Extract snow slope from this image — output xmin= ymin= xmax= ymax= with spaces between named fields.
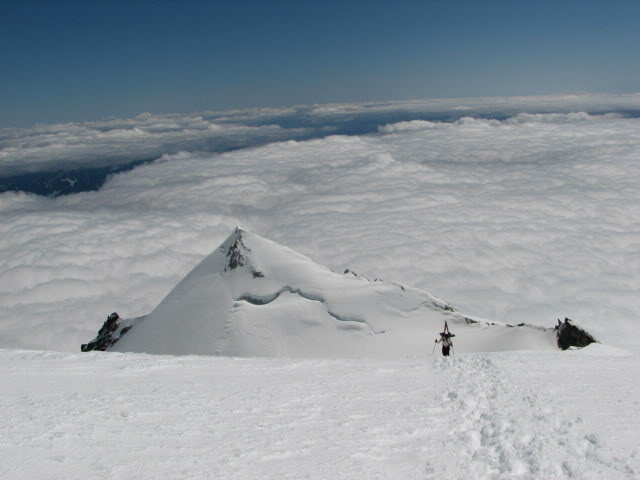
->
xmin=1 ymin=348 xmax=637 ymax=479
xmin=102 ymin=227 xmax=558 ymax=356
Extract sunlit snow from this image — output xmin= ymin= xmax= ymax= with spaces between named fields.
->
xmin=1 ymin=349 xmax=637 ymax=479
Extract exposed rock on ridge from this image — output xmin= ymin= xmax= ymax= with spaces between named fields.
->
xmin=555 ymin=317 xmax=598 ymax=350
xmin=81 ymin=313 xmax=139 ymax=352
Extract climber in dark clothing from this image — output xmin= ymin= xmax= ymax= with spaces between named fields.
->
xmin=435 ymin=321 xmax=455 ymax=356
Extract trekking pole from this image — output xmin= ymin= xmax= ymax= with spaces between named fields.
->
xmin=451 ymin=346 xmax=455 ymax=356
xmin=432 ymin=341 xmax=437 ymax=356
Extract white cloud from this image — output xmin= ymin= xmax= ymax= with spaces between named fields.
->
xmin=2 ymin=93 xmax=639 ymax=176
xmin=1 ymin=101 xmax=639 ymax=352
xmin=378 ymin=120 xmax=441 ymax=133
xmin=309 ymin=93 xmax=640 ymax=116
xmin=0 ymin=112 xmax=309 ymax=176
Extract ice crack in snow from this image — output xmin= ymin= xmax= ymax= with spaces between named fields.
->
xmin=236 ymin=287 xmax=385 ymax=335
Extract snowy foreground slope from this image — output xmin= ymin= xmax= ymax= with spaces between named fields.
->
xmin=90 ymin=227 xmax=558 ymax=356
xmin=1 ymin=348 xmax=637 ymax=480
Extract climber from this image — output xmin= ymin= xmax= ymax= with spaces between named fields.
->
xmin=435 ymin=320 xmax=455 ymax=356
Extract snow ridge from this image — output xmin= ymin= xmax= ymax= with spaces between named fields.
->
xmin=85 ymin=228 xmax=563 ymax=356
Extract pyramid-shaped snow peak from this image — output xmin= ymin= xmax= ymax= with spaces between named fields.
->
xmin=82 ymin=227 xmax=558 ymax=357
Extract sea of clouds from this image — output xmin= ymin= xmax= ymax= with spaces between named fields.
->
xmin=2 ymin=93 xmax=639 ymax=176
xmin=1 ymin=94 xmax=639 ymax=351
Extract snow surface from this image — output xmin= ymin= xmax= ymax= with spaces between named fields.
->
xmin=106 ymin=227 xmax=557 ymax=356
xmin=1 ymin=348 xmax=637 ymax=479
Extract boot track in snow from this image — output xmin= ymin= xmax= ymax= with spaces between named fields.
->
xmin=430 ymin=354 xmax=635 ymax=479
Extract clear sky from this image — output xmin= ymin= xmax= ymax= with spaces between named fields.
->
xmin=2 ymin=0 xmax=639 ymax=127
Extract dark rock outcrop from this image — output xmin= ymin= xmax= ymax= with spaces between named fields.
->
xmin=224 ymin=229 xmax=264 ymax=279
xmin=554 ymin=317 xmax=598 ymax=350
xmin=81 ymin=312 xmax=131 ymax=352
xmin=225 ymin=229 xmax=250 ymax=271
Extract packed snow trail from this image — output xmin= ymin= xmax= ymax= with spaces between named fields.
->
xmin=0 ymin=348 xmax=637 ymax=479
xmin=431 ymin=355 xmax=635 ymax=479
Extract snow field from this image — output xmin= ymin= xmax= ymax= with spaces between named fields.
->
xmin=435 ymin=355 xmax=636 ymax=479
xmin=1 ymin=348 xmax=637 ymax=480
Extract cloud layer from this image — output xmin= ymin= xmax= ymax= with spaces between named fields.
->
xmin=1 ymin=102 xmax=639 ymax=351
xmin=2 ymin=93 xmax=639 ymax=176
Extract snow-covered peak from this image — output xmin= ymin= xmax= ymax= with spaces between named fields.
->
xmin=83 ymin=228 xmax=561 ymax=357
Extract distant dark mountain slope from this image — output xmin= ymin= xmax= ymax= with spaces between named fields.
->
xmin=0 ymin=157 xmax=157 ymax=197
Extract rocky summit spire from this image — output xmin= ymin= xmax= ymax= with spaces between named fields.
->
xmin=224 ymin=227 xmax=250 ymax=272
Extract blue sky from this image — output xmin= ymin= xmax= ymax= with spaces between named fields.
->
xmin=1 ymin=0 xmax=639 ymax=127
